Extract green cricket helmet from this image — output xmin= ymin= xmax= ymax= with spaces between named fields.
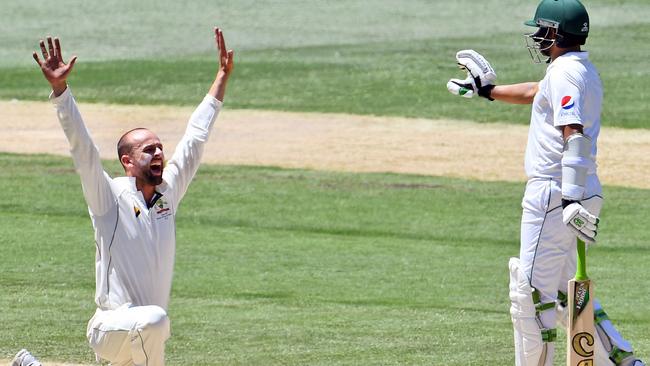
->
xmin=524 ymin=0 xmax=589 ymax=63
xmin=525 ymin=0 xmax=589 ymax=37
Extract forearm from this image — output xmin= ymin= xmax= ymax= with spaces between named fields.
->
xmin=51 ymin=88 xmax=114 ymax=214
xmin=561 ymin=125 xmax=591 ymax=201
xmin=52 ymin=88 xmax=99 ymax=160
xmin=491 ymin=82 xmax=539 ymax=104
xmin=164 ymin=95 xmax=222 ymax=203
xmin=187 ymin=94 xmax=222 ymax=141
xmin=207 ymin=72 xmax=229 ymax=102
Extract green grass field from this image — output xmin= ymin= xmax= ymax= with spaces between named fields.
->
xmin=1 ymin=0 xmax=649 ymax=127
xmin=3 ymin=0 xmax=650 ymax=365
xmin=2 ymin=153 xmax=650 ymax=365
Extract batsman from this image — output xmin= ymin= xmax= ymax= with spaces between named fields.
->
xmin=447 ymin=0 xmax=644 ymax=365
xmin=14 ymin=27 xmax=233 ymax=366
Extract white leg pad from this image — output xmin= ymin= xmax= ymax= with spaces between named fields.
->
xmin=594 ymin=300 xmax=633 ymax=353
xmin=556 ymin=297 xmax=636 ymax=365
xmin=509 ymin=257 xmax=551 ymax=366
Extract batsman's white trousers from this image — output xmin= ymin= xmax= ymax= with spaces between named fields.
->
xmin=520 ymin=176 xmax=602 ymax=330
xmin=87 ymin=304 xmax=170 ymax=366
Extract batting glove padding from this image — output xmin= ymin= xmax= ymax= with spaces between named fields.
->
xmin=447 ymin=50 xmax=497 ymax=100
xmin=562 ymin=201 xmax=599 ymax=243
xmin=447 ymin=76 xmax=478 ymax=98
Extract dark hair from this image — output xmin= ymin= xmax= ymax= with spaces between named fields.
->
xmin=117 ymin=128 xmax=148 ymax=167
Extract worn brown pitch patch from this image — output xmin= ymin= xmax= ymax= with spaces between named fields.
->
xmin=2 ymin=99 xmax=649 ymax=189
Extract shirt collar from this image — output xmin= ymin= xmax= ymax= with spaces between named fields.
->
xmin=114 ymin=176 xmax=168 ymax=206
xmin=547 ymin=51 xmax=589 ymax=72
xmin=559 ymin=51 xmax=588 ymax=60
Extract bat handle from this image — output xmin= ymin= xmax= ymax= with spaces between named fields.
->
xmin=575 ymin=239 xmax=588 ymax=280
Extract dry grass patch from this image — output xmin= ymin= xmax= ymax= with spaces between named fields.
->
xmin=2 ymin=99 xmax=649 ymax=188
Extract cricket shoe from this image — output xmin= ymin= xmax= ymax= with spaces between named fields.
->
xmin=11 ymin=349 xmax=41 ymax=366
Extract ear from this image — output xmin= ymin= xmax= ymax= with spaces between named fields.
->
xmin=120 ymin=154 xmax=133 ymax=171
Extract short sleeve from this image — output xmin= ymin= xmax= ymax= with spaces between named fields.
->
xmin=548 ymin=69 xmax=584 ymax=128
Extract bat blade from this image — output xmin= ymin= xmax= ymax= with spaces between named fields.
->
xmin=567 ymin=277 xmax=595 ymax=366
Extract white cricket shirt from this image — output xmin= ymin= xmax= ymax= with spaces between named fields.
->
xmin=524 ymin=51 xmax=602 ymax=179
xmin=52 ymin=88 xmax=221 ymax=311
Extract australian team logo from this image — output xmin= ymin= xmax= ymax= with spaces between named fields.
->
xmin=155 ymin=198 xmax=172 ymax=219
xmin=156 ymin=199 xmax=170 ymax=213
xmin=561 ymin=95 xmax=575 ymax=110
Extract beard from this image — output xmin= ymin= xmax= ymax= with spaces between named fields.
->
xmin=143 ymin=172 xmax=163 ymax=186
xmin=141 ymin=166 xmax=163 ymax=186
xmin=131 ymin=152 xmax=164 ymax=187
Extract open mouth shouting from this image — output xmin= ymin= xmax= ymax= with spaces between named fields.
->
xmin=150 ymin=160 xmax=164 ymax=177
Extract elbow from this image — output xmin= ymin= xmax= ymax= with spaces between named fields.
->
xmin=524 ymin=83 xmax=539 ymax=103
xmin=562 ymin=124 xmax=584 ymax=140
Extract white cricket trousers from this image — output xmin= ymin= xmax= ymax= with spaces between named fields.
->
xmin=87 ymin=304 xmax=171 ymax=366
xmin=519 ymin=176 xmax=602 ymax=329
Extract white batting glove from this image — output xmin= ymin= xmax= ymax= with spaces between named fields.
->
xmin=447 ymin=76 xmax=478 ymax=98
xmin=447 ymin=50 xmax=497 ymax=100
xmin=562 ymin=201 xmax=599 ymax=243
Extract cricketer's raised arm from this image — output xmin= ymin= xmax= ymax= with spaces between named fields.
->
xmin=162 ymin=94 xmax=222 ymax=207
xmin=162 ymin=27 xmax=234 ymax=207
xmin=34 ymin=36 xmax=116 ymax=216
xmin=51 ymin=89 xmax=116 ymax=216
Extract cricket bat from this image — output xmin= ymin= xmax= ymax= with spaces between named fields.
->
xmin=567 ymin=239 xmax=595 ymax=366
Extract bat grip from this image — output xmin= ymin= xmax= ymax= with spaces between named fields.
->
xmin=575 ymin=239 xmax=588 ymax=280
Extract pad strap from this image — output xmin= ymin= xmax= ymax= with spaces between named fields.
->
xmin=594 ymin=308 xmax=609 ymax=324
xmin=610 ymin=346 xmax=634 ymax=365
xmin=532 ymin=289 xmax=555 ymax=314
xmin=532 ymin=289 xmax=557 ymax=343
xmin=541 ymin=328 xmax=557 ymax=342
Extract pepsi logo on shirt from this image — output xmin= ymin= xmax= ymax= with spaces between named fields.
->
xmin=561 ymin=95 xmax=575 ymax=110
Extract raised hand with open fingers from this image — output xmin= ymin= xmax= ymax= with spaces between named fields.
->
xmin=33 ymin=36 xmax=77 ymax=96
xmin=209 ymin=27 xmax=234 ymax=102
xmin=214 ymin=27 xmax=234 ymax=79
